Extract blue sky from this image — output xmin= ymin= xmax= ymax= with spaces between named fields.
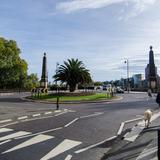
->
xmin=1 ymin=0 xmax=160 ymax=82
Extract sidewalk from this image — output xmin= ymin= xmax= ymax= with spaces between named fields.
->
xmin=101 ymin=110 xmax=160 ymax=160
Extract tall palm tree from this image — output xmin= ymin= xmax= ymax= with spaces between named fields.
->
xmin=53 ymin=58 xmax=92 ymax=92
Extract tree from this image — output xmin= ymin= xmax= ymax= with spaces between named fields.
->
xmin=94 ymin=81 xmax=103 ymax=86
xmin=24 ymin=73 xmax=39 ymax=90
xmin=0 ymin=37 xmax=28 ymax=89
xmin=53 ymin=58 xmax=92 ymax=92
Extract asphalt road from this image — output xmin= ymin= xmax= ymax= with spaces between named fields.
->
xmin=0 ymin=92 xmax=159 ymax=160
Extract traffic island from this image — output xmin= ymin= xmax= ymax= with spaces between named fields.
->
xmin=27 ymin=92 xmax=120 ymax=104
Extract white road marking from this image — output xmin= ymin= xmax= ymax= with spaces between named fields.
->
xmin=54 ymin=110 xmax=62 ymax=113
xmin=44 ymin=112 xmax=52 ymax=115
xmin=0 ymin=131 xmax=31 ymax=141
xmin=0 ymin=122 xmax=18 ymax=128
xmin=124 ymin=111 xmax=160 ymax=142
xmin=68 ymin=110 xmax=76 ymax=113
xmin=0 ymin=110 xmax=70 ymax=128
xmin=18 ymin=116 xmax=28 ymax=120
xmin=125 ymin=117 xmax=143 ymax=123
xmin=0 ymin=128 xmax=13 ymax=133
xmin=65 ymin=155 xmax=72 ymax=160
xmin=2 ymin=134 xmax=53 ymax=154
xmin=136 ymin=146 xmax=157 ymax=160
xmin=55 ymin=111 xmax=68 ymax=117
xmin=21 ymin=115 xmax=54 ymax=123
xmin=75 ymin=136 xmax=116 ymax=154
xmin=124 ymin=125 xmax=144 ymax=142
xmin=15 ymin=127 xmax=62 ymax=139
xmin=117 ymin=122 xmax=125 ymax=135
xmin=0 ymin=112 xmax=69 ymax=128
xmin=80 ymin=112 xmax=103 ymax=119
xmin=64 ymin=118 xmax=79 ymax=127
xmin=0 ymin=140 xmax=11 ymax=145
xmin=0 ymin=119 xmax=12 ymax=124
xmin=32 ymin=114 xmax=41 ymax=117
xmin=40 ymin=139 xmax=82 ymax=160
xmin=117 ymin=117 xmax=143 ymax=136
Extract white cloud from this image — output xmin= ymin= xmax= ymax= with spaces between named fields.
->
xmin=126 ymin=0 xmax=157 ymax=19
xmin=56 ymin=0 xmax=156 ymax=18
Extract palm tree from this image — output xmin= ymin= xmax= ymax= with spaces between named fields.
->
xmin=53 ymin=58 xmax=92 ymax=92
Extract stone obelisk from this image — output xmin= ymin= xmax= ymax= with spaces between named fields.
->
xmin=40 ymin=53 xmax=48 ymax=88
xmin=145 ymin=46 xmax=157 ymax=89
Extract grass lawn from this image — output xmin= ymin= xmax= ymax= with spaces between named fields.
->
xmin=31 ymin=92 xmax=113 ymax=102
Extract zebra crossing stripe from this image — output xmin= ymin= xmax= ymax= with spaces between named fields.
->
xmin=65 ymin=155 xmax=72 ymax=160
xmin=2 ymin=134 xmax=53 ymax=154
xmin=0 ymin=119 xmax=12 ymax=124
xmin=40 ymin=139 xmax=82 ymax=160
xmin=0 ymin=140 xmax=11 ymax=146
xmin=0 ymin=128 xmax=13 ymax=133
xmin=0 ymin=131 xmax=31 ymax=141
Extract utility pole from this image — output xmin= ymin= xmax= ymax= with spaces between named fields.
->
xmin=124 ymin=59 xmax=130 ymax=93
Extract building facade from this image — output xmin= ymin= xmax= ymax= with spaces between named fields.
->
xmin=132 ymin=74 xmax=144 ymax=89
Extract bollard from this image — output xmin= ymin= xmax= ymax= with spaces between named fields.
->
xmin=56 ymin=96 xmax=59 ymax=110
xmin=158 ymin=129 xmax=160 ymax=159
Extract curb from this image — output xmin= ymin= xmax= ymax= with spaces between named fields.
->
xmin=21 ymin=96 xmax=123 ymax=104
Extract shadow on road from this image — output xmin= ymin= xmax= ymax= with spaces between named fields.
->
xmin=142 ymin=125 xmax=160 ymax=133
xmin=101 ymin=139 xmax=152 ymax=160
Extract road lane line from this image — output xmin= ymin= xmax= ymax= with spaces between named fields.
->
xmin=55 ymin=111 xmax=68 ymax=117
xmin=64 ymin=118 xmax=79 ymax=127
xmin=0 ymin=128 xmax=13 ymax=133
xmin=15 ymin=127 xmax=62 ymax=139
xmin=117 ymin=122 xmax=125 ymax=135
xmin=44 ymin=112 xmax=52 ymax=115
xmin=2 ymin=134 xmax=53 ymax=154
xmin=21 ymin=115 xmax=55 ymax=122
xmin=0 ymin=140 xmax=11 ymax=146
xmin=0 ymin=131 xmax=31 ymax=141
xmin=54 ymin=110 xmax=62 ymax=113
xmin=0 ymin=111 xmax=69 ymax=128
xmin=65 ymin=155 xmax=72 ymax=160
xmin=32 ymin=114 xmax=41 ymax=117
xmin=40 ymin=139 xmax=82 ymax=160
xmin=0 ymin=119 xmax=12 ymax=124
xmin=80 ymin=112 xmax=103 ymax=119
xmin=125 ymin=117 xmax=143 ymax=123
xmin=75 ymin=136 xmax=116 ymax=154
xmin=18 ymin=116 xmax=28 ymax=120
xmin=0 ymin=122 xmax=18 ymax=128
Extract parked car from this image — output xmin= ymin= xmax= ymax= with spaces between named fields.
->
xmin=116 ymin=87 xmax=124 ymax=93
xmin=102 ymin=85 xmax=107 ymax=90
xmin=103 ymin=84 xmax=112 ymax=90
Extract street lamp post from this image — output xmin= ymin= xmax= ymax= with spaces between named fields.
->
xmin=124 ymin=59 xmax=130 ymax=93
